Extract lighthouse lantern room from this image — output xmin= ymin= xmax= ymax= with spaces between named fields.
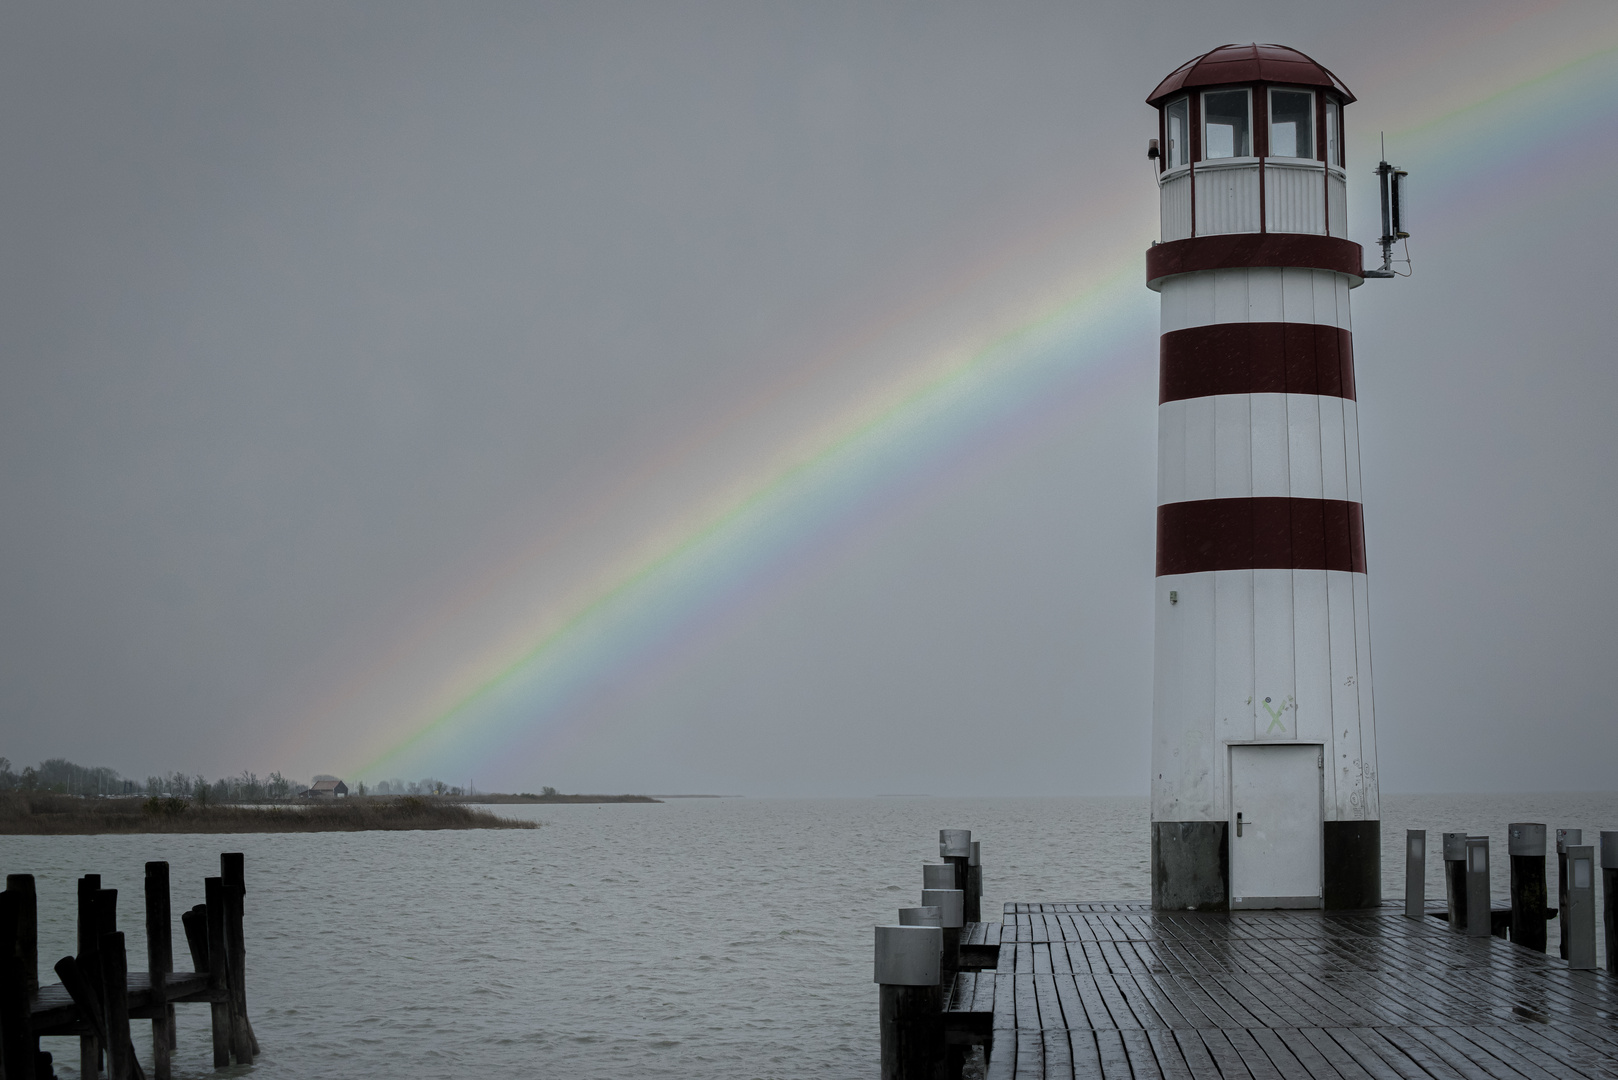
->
xmin=1144 ymin=44 xmax=1386 ymax=911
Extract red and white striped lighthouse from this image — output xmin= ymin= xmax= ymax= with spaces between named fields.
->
xmin=1145 ymin=45 xmax=1381 ymax=911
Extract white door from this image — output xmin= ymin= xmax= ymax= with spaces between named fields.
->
xmin=1230 ymin=744 xmax=1323 ymax=909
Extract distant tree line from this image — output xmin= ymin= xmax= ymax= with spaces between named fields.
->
xmin=1 ymin=758 xmax=474 ymax=801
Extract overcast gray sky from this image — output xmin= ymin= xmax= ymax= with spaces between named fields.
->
xmin=3 ymin=1 xmax=1616 ymax=795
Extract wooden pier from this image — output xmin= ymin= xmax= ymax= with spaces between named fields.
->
xmin=0 ymin=854 xmax=257 ymax=1080
xmin=943 ymin=901 xmax=1618 ymax=1080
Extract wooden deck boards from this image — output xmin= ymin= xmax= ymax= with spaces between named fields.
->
xmin=970 ymin=903 xmax=1618 ymax=1079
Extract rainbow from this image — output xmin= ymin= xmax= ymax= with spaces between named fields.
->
xmin=319 ymin=21 xmax=1618 ymax=785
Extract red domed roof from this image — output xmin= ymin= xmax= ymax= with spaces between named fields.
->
xmin=1147 ymin=44 xmax=1354 ymax=107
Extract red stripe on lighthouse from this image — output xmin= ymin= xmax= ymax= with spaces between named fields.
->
xmin=1160 ymin=324 xmax=1356 ymax=403
xmin=1156 ymin=497 xmax=1366 ymax=576
xmin=1146 ymin=234 xmax=1364 ymax=288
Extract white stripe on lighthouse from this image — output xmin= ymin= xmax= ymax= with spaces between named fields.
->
xmin=1159 ymin=266 xmax=1353 ymax=332
xmin=1158 ymin=394 xmax=1362 ymax=504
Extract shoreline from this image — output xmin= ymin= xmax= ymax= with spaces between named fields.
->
xmin=0 ymin=793 xmax=537 ymax=834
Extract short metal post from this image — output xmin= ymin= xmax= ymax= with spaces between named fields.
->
xmin=1464 ymin=837 xmax=1491 ymax=938
xmin=1404 ymin=830 xmax=1425 ymax=919
xmin=875 ymin=925 xmax=944 ymax=1080
xmin=1442 ymin=832 xmax=1468 ymax=932
xmin=922 ymin=888 xmax=964 ymax=981
xmin=1507 ymin=823 xmax=1547 ymax=951
xmin=1601 ymin=832 xmax=1618 ymax=975
xmin=966 ymin=841 xmax=982 ymax=924
xmin=1557 ymin=828 xmax=1581 ymax=959
xmin=922 ymin=864 xmax=955 ymax=892
xmin=1565 ymin=844 xmax=1597 ymax=969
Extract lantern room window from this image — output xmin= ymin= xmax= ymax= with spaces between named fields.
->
xmin=1202 ymin=90 xmax=1250 ymax=159
xmin=1268 ymin=89 xmax=1314 ymax=159
xmin=1164 ymin=97 xmax=1189 ymax=169
xmin=1324 ymin=100 xmax=1342 ymax=167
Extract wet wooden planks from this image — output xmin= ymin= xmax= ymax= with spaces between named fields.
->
xmin=982 ymin=903 xmax=1618 ymax=1079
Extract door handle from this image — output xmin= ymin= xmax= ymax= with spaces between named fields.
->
xmin=1237 ymin=811 xmax=1253 ymax=838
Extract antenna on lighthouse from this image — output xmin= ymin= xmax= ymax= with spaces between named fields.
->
xmin=1365 ymin=133 xmax=1411 ymax=278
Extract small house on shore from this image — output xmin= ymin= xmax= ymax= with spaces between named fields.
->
xmin=304 ymin=779 xmax=348 ymax=798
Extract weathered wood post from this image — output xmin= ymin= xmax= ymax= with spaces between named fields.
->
xmin=921 ymin=888 xmax=964 ymax=982
xmin=180 ymin=905 xmax=208 ymax=975
xmin=1507 ymin=822 xmax=1547 ymax=952
xmin=0 ymin=888 xmax=37 ymax=1080
xmin=1602 ymin=831 xmax=1618 ymax=975
xmin=1464 ymin=837 xmax=1491 ymax=939
xmin=1564 ymin=844 xmax=1597 ymax=969
xmin=98 ymin=931 xmax=137 ymax=1080
xmin=204 ymin=877 xmax=235 ymax=1067
xmin=966 ymin=841 xmax=982 ymax=924
xmin=220 ymin=852 xmax=258 ymax=1058
xmin=1403 ymin=830 xmax=1425 ymax=919
xmin=1557 ymin=828 xmax=1581 ymax=959
xmin=898 ymin=906 xmax=942 ymax=927
xmin=875 ymin=924 xmax=944 ymax=1080
xmin=922 ymin=864 xmax=954 ymax=894
xmin=5 ymin=876 xmax=37 ymax=998
xmin=78 ymin=874 xmax=104 ymax=1077
xmin=939 ymin=830 xmax=971 ymax=907
xmin=1442 ymin=832 xmax=1468 ymax=932
xmin=145 ymin=862 xmax=175 ymax=1079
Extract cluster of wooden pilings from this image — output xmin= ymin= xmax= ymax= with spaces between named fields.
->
xmin=873 ymin=828 xmax=993 ymax=1080
xmin=1400 ymin=823 xmax=1618 ymax=970
xmin=0 ymin=854 xmax=257 ymax=1080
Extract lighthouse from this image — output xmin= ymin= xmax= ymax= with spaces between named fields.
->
xmin=1146 ymin=45 xmax=1384 ymax=911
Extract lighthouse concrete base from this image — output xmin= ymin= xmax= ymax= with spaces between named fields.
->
xmin=1151 ymin=821 xmax=1229 ymax=911
xmin=1323 ymin=819 xmax=1382 ymax=909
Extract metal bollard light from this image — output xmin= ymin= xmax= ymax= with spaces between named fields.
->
xmin=1507 ymin=823 xmax=1548 ymax=952
xmin=1443 ymin=832 xmax=1468 ymax=932
xmin=1565 ymin=845 xmax=1597 ymax=969
xmin=1404 ymin=830 xmax=1425 ymax=919
xmin=966 ymin=841 xmax=982 ymax=924
xmin=874 ymin=925 xmax=944 ymax=1080
xmin=898 ymin=906 xmax=942 ymax=927
xmin=1464 ymin=837 xmax=1491 ymax=939
xmin=1601 ymin=832 xmax=1618 ymax=975
xmin=1557 ymin=828 xmax=1582 ymax=960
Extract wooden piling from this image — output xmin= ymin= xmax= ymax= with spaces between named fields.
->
xmin=1602 ymin=831 xmax=1618 ymax=975
xmin=5 ymin=875 xmax=38 ymax=997
xmin=204 ymin=877 xmax=235 ymax=1067
xmin=0 ymin=889 xmax=36 ymax=1080
xmin=874 ymin=925 xmax=944 ymax=1080
xmin=78 ymin=874 xmax=104 ymax=1078
xmin=1557 ymin=828 xmax=1580 ymax=960
xmin=99 ymin=931 xmax=141 ymax=1080
xmin=145 ymin=862 xmax=174 ymax=1079
xmin=1507 ymin=822 xmax=1548 ymax=952
xmin=220 ymin=852 xmax=258 ymax=1058
xmin=965 ymin=841 xmax=981 ymax=924
xmin=180 ymin=905 xmax=208 ymax=975
xmin=920 ymin=889 xmax=963 ymax=982
xmin=1442 ymin=832 xmax=1467 ymax=932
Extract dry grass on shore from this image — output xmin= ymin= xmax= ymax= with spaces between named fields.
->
xmin=0 ymin=793 xmax=537 ymax=834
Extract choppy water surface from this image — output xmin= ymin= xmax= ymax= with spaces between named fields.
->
xmin=2 ymin=793 xmax=1611 ymax=1079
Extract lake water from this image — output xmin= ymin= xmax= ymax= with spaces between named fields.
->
xmin=3 ymin=792 xmax=1612 ymax=1079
